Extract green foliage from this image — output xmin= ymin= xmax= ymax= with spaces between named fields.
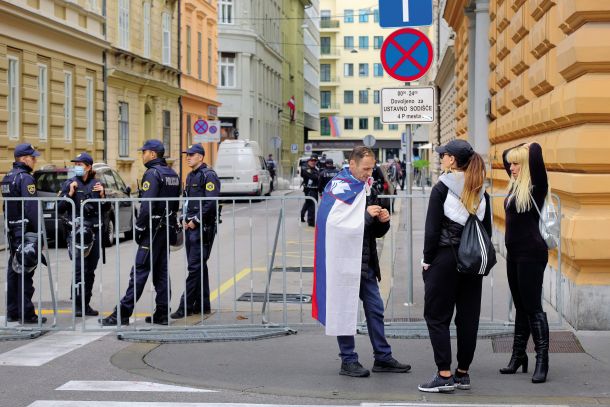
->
xmin=413 ymin=159 xmax=430 ymax=169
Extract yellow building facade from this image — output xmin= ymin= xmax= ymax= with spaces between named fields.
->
xmin=446 ymin=0 xmax=610 ymax=329
xmin=106 ymin=0 xmax=184 ymax=189
xmin=0 ymin=0 xmax=107 ymax=171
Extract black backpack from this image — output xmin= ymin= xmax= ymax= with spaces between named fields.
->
xmin=452 ymin=213 xmax=496 ymax=276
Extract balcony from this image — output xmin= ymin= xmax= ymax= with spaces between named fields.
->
xmin=320 ymin=49 xmax=341 ymax=59
xmin=320 ymin=19 xmax=340 ymax=32
xmin=320 ymin=103 xmax=340 ymax=113
xmin=320 ymin=76 xmax=340 ymax=87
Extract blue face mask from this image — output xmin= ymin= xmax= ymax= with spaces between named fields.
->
xmin=74 ymin=166 xmax=85 ymax=177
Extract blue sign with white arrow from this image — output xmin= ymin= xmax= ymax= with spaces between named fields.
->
xmin=378 ymin=0 xmax=433 ymax=28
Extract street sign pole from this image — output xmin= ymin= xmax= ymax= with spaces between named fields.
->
xmin=405 ymin=82 xmax=414 ymax=307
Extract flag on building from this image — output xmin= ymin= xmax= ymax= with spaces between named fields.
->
xmin=287 ymin=96 xmax=296 ymax=121
xmin=312 ymin=168 xmax=369 ymax=336
xmin=328 ymin=116 xmax=341 ymax=137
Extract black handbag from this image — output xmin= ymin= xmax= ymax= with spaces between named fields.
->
xmin=451 ymin=214 xmax=496 ymax=276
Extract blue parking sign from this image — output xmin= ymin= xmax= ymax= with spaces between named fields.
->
xmin=379 ymin=0 xmax=433 ymax=28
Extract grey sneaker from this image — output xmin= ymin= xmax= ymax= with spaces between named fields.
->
xmin=454 ymin=371 xmax=471 ymax=390
xmin=340 ymin=361 xmax=370 ymax=377
xmin=418 ymin=373 xmax=456 ymax=393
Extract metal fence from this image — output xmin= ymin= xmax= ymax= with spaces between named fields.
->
xmin=1 ymin=191 xmax=564 ymax=342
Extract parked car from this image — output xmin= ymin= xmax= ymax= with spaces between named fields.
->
xmin=34 ymin=163 xmax=135 ymax=247
xmin=214 ymin=139 xmax=272 ymax=196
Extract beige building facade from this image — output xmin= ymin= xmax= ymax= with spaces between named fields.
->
xmin=0 ymin=0 xmax=107 ymax=171
xmin=106 ymin=0 xmax=183 ymax=189
xmin=445 ymin=0 xmax=610 ymax=329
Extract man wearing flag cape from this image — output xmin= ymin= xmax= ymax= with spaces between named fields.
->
xmin=312 ymin=146 xmax=411 ymax=378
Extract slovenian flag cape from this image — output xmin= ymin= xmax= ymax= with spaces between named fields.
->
xmin=312 ymin=168 xmax=369 ymax=336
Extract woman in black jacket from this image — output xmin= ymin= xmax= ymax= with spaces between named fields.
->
xmin=500 ymin=142 xmax=550 ymax=383
xmin=418 ymin=139 xmax=491 ymax=393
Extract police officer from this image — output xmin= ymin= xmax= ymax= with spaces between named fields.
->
xmin=171 ymin=144 xmax=220 ymax=319
xmin=100 ymin=140 xmax=181 ymax=326
xmin=318 ymin=158 xmax=340 ymax=194
xmin=266 ymin=154 xmax=276 ymax=192
xmin=59 ymin=153 xmax=104 ymax=317
xmin=1 ymin=143 xmax=45 ymax=324
xmin=300 ymin=156 xmax=319 ymax=227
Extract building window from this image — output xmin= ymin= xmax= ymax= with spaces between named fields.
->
xmin=7 ymin=56 xmax=19 ymax=140
xmin=359 ymin=90 xmax=368 ymax=104
xmin=320 ymin=64 xmax=331 ymax=81
xmin=198 ymin=32 xmax=203 ymax=79
xmin=389 ymin=124 xmax=399 ymax=130
xmin=374 ymin=9 xmax=380 ymax=22
xmin=118 ymin=102 xmax=129 ymax=157
xmin=186 ymin=26 xmax=191 ymax=75
xmin=89 ymin=0 xmax=97 ymax=11
xmin=374 ymin=117 xmax=383 ymax=130
xmin=86 ymin=76 xmax=94 ymax=143
xmin=374 ymin=63 xmax=383 ymax=77
xmin=359 ymin=36 xmax=369 ymax=50
xmin=344 ymin=63 xmax=353 ymax=77
xmin=162 ymin=12 xmax=171 ymax=65
xmin=344 ymin=117 xmax=353 ymax=130
xmin=359 ymin=63 xmax=369 ymax=77
xmin=219 ymin=0 xmax=233 ymax=24
xmin=64 ymin=71 xmax=73 ymax=141
xmin=344 ymin=9 xmax=354 ymax=23
xmin=38 ymin=64 xmax=48 ymax=141
xmin=343 ymin=36 xmax=354 ymax=50
xmin=359 ymin=9 xmax=368 ymax=23
xmin=359 ymin=118 xmax=368 ymax=130
xmin=163 ymin=110 xmax=171 ymax=156
xmin=207 ymin=38 xmax=212 ymax=83
xmin=219 ymin=52 xmax=236 ymax=88
xmin=320 ymin=91 xmax=331 ymax=108
xmin=321 ymin=10 xmax=331 ymax=20
xmin=344 ymin=90 xmax=353 ymax=104
xmin=374 ymin=90 xmax=380 ymax=104
xmin=118 ymin=0 xmax=129 ymax=50
xmin=321 ymin=37 xmax=331 ymax=54
xmin=143 ymin=2 xmax=151 ymax=57
xmin=374 ymin=36 xmax=383 ymax=49
xmin=320 ymin=117 xmax=330 ymax=136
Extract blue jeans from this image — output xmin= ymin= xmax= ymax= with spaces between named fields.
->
xmin=337 ymin=270 xmax=392 ymax=363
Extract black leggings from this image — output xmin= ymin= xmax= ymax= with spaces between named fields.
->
xmin=506 ymin=260 xmax=546 ymax=316
xmin=423 ymin=247 xmax=483 ymax=371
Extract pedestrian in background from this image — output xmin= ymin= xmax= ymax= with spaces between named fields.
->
xmin=317 ymin=158 xmax=339 ymax=194
xmin=1 ymin=144 xmax=45 ymax=324
xmin=419 ymin=139 xmax=491 ymax=393
xmin=171 ymin=144 xmax=220 ymax=319
xmin=500 ymin=142 xmax=550 ymax=383
xmin=266 ymin=154 xmax=276 ymax=192
xmin=300 ymin=156 xmax=319 ymax=227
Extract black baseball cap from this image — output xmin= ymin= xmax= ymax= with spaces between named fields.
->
xmin=70 ymin=152 xmax=94 ymax=166
xmin=435 ymin=139 xmax=474 ymax=167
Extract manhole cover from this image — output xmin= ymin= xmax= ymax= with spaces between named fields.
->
xmin=272 ymin=266 xmax=313 ymax=273
xmin=237 ymin=292 xmax=311 ymax=303
xmin=492 ymin=331 xmax=585 ymax=353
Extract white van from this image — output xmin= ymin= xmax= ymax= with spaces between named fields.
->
xmin=214 ymin=139 xmax=272 ymax=196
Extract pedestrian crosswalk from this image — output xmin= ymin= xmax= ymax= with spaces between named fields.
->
xmin=56 ymin=381 xmax=217 ymax=393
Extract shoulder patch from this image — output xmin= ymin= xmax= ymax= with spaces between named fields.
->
xmin=27 ymin=184 xmax=36 ymax=195
xmin=142 ymin=181 xmax=150 ymax=191
xmin=205 ymin=182 xmax=215 ymax=192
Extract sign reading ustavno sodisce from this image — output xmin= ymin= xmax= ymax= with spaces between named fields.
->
xmin=380 ymin=86 xmax=435 ymax=124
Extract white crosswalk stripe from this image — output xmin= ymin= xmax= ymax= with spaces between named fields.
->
xmin=56 ymin=380 xmax=216 ymax=393
xmin=28 ymin=402 xmax=571 ymax=407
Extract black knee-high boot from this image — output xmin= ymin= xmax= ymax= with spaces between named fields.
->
xmin=529 ymin=312 xmax=549 ymax=383
xmin=500 ymin=312 xmax=529 ymax=374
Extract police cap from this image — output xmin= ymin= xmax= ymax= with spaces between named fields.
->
xmin=70 ymin=152 xmax=93 ymax=166
xmin=138 ymin=139 xmax=165 ymax=154
xmin=14 ymin=143 xmax=41 ymax=158
xmin=182 ymin=144 xmax=205 ymax=155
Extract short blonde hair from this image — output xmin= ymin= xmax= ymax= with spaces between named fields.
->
xmin=506 ymin=145 xmax=532 ymax=213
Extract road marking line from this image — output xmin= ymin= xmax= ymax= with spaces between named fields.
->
xmin=56 ymin=381 xmax=216 ymax=393
xmin=0 ymin=331 xmax=107 ymax=366
xmin=210 ymin=267 xmax=266 ymax=302
xmin=29 ymin=403 xmax=352 ymax=407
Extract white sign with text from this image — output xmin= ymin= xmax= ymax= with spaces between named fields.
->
xmin=381 ymin=87 xmax=435 ymax=124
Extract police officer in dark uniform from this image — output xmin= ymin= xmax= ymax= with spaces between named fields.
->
xmin=1 ymin=143 xmax=45 ymax=324
xmin=318 ymin=158 xmax=340 ymax=194
xmin=100 ymin=140 xmax=181 ymax=326
xmin=58 ymin=152 xmax=104 ymax=317
xmin=171 ymin=144 xmax=220 ymax=319
xmin=266 ymin=154 xmax=276 ymax=192
xmin=300 ymin=156 xmax=319 ymax=227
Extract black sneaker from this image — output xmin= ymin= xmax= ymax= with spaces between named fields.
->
xmin=145 ymin=314 xmax=169 ymax=325
xmin=418 ymin=373 xmax=456 ymax=393
xmin=340 ymin=361 xmax=370 ymax=377
xmin=454 ymin=370 xmax=471 ymax=390
xmin=99 ymin=313 xmax=130 ymax=326
xmin=75 ymin=305 xmax=99 ymax=317
xmin=372 ymin=357 xmax=412 ymax=373
xmin=20 ymin=314 xmax=47 ymax=324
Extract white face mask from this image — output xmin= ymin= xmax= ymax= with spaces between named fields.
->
xmin=74 ymin=166 xmax=85 ymax=177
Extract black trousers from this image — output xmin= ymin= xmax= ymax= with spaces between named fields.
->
xmin=176 ymin=227 xmax=214 ymax=312
xmin=73 ymin=229 xmax=100 ymax=308
xmin=6 ymin=232 xmax=36 ymax=318
xmin=506 ymin=260 xmax=546 ymax=317
xmin=301 ymin=189 xmax=318 ymax=226
xmin=423 ymin=247 xmax=483 ymax=371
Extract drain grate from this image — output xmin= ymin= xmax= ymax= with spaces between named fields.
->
xmin=0 ymin=330 xmax=44 ymax=342
xmin=384 ymin=317 xmax=424 ymax=323
xmin=492 ymin=331 xmax=585 ymax=353
xmin=237 ymin=292 xmax=312 ymax=303
xmin=272 ymin=266 xmax=313 ymax=273
xmin=117 ymin=326 xmax=296 ymax=343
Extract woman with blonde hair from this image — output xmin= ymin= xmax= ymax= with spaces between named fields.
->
xmin=419 ymin=139 xmax=492 ymax=393
xmin=500 ymin=142 xmax=549 ymax=383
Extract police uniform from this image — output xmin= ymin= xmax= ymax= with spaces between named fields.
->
xmin=300 ymin=158 xmax=319 ymax=227
xmin=266 ymin=155 xmax=276 ymax=192
xmin=1 ymin=144 xmax=43 ymax=323
xmin=172 ymin=144 xmax=220 ymax=318
xmin=318 ymin=160 xmax=340 ymax=194
xmin=59 ymin=152 xmax=102 ymax=317
xmin=101 ymin=140 xmax=181 ymax=326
